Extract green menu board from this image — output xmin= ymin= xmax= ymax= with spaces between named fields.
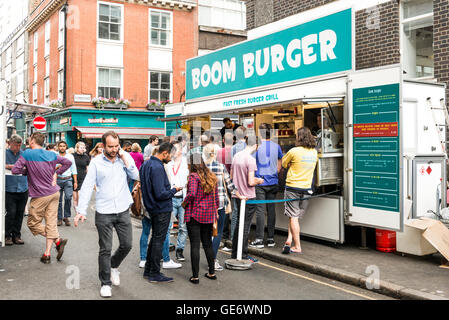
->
xmin=352 ymin=83 xmax=400 ymax=212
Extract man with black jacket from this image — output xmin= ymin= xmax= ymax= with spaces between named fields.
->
xmin=140 ymin=142 xmax=183 ymax=283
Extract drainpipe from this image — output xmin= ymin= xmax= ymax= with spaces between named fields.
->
xmin=61 ymin=3 xmax=68 ymax=107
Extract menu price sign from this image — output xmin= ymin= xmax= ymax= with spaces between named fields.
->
xmin=353 ymin=83 xmax=400 ymax=212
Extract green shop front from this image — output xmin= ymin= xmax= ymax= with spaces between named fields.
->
xmin=44 ymin=107 xmax=165 ymax=150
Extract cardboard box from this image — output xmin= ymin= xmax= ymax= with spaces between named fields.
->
xmin=405 ymin=218 xmax=449 ymax=262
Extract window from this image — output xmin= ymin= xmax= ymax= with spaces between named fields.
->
xmin=98 ymin=68 xmax=121 ymax=98
xmin=149 ymin=71 xmax=170 ymax=102
xmin=58 ymin=9 xmax=65 ymax=48
xmin=98 ymin=3 xmax=122 ymax=41
xmin=16 ymin=34 xmax=24 ymax=55
xmin=33 ymin=66 xmax=37 ymax=83
xmin=33 ymin=84 xmax=37 ymax=104
xmin=150 ymin=11 xmax=171 ymax=47
xmin=198 ymin=0 xmax=246 ymax=30
xmin=16 ymin=71 xmax=24 ymax=94
xmin=33 ymin=32 xmax=38 ymax=65
xmin=58 ymin=70 xmax=64 ymax=100
xmin=44 ymin=77 xmax=50 ymax=103
xmin=45 ymin=20 xmax=50 ymax=57
xmin=5 ymin=46 xmax=11 ymax=65
xmin=59 ymin=49 xmax=64 ymax=70
xmin=45 ymin=58 xmax=50 ymax=77
xmin=401 ymin=0 xmax=433 ymax=79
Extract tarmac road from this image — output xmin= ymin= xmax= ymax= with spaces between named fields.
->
xmin=0 ymin=208 xmax=393 ymax=301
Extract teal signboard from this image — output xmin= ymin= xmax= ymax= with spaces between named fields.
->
xmin=353 ymin=83 xmax=400 ymax=212
xmin=186 ymin=9 xmax=352 ymax=101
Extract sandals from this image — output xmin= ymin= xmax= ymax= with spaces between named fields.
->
xmin=290 ymin=248 xmax=303 ymax=254
xmin=189 ymin=277 xmax=199 ymax=284
xmin=282 ymin=244 xmax=291 ymax=254
xmin=205 ymin=273 xmax=217 ymax=280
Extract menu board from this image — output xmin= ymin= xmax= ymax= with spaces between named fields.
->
xmin=352 ymin=83 xmax=400 ymax=212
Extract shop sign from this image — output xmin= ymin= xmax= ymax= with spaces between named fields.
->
xmin=352 ymin=83 xmax=400 ymax=212
xmin=186 ymin=8 xmax=352 ymax=101
xmin=88 ymin=118 xmax=118 ymax=124
xmin=74 ymin=94 xmax=92 ymax=103
xmin=59 ymin=117 xmax=69 ymax=125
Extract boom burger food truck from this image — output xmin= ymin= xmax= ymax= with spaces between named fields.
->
xmin=167 ymin=8 xmax=448 ymax=255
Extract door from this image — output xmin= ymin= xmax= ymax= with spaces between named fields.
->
xmin=346 ymin=65 xmax=403 ymax=231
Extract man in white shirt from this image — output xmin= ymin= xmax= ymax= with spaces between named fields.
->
xmin=143 ymin=135 xmax=159 ymax=161
xmin=165 ymin=142 xmax=189 ymax=261
xmin=56 ymin=141 xmax=78 ymax=226
xmin=74 ymin=131 xmax=139 ymax=298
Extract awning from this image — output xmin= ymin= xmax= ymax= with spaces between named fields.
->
xmin=75 ymin=127 xmax=165 ymax=139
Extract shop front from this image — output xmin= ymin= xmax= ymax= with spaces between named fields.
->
xmin=181 ymin=7 xmax=448 ymax=252
xmin=44 ymin=107 xmax=165 ymax=151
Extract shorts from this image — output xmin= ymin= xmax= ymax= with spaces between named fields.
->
xmin=284 ymin=189 xmax=311 ymax=219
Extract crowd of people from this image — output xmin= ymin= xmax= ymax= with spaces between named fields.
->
xmin=4 ymin=118 xmax=318 ymax=298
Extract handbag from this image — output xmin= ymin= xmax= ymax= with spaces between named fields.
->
xmin=212 ymin=187 xmax=218 ymax=237
xmin=131 ymin=181 xmax=142 ymax=218
xmin=222 ymin=168 xmax=232 ymax=214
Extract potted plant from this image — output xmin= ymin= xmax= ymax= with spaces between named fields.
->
xmin=146 ymin=99 xmax=169 ymax=111
xmin=47 ymin=99 xmax=65 ymax=109
xmin=92 ymin=97 xmax=130 ymax=109
xmin=92 ymin=97 xmax=108 ymax=109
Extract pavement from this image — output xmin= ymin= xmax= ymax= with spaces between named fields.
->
xmin=221 ymin=226 xmax=449 ymax=300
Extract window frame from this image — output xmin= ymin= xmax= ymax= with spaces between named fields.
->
xmin=44 ymin=77 xmax=50 ymax=104
xmin=58 ymin=9 xmax=65 ymax=49
xmin=148 ymin=8 xmax=173 ymax=49
xmin=58 ymin=70 xmax=64 ymax=100
xmin=33 ymin=83 xmax=38 ymax=104
xmin=198 ymin=0 xmax=246 ymax=30
xmin=400 ymin=0 xmax=434 ymax=80
xmin=148 ymin=70 xmax=172 ymax=103
xmin=97 ymin=1 xmax=124 ymax=44
xmin=96 ymin=67 xmax=123 ymax=99
xmin=33 ymin=32 xmax=38 ymax=66
xmin=45 ymin=20 xmax=51 ymax=58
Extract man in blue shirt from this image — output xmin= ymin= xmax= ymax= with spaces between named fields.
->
xmin=74 ymin=131 xmax=139 ymax=298
xmin=249 ymin=123 xmax=283 ymax=249
xmin=140 ymin=142 xmax=182 ymax=283
xmin=5 ymin=134 xmax=29 ymax=246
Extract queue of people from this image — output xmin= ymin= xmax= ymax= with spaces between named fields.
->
xmin=4 ymin=123 xmax=318 ymax=298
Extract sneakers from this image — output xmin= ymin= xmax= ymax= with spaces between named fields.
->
xmin=267 ymin=239 xmax=275 ymax=247
xmin=176 ymin=249 xmax=185 ymax=261
xmin=55 ymin=238 xmax=68 ymax=261
xmin=148 ymin=273 xmax=174 ymax=283
xmin=139 ymin=260 xmax=146 ymax=268
xmin=214 ymin=259 xmax=224 ymax=271
xmin=100 ymin=285 xmax=112 ymax=298
xmin=249 ymin=239 xmax=264 ymax=249
xmin=162 ymin=259 xmax=182 ymax=269
xmin=63 ymin=218 xmax=71 ymax=226
xmin=221 ymin=246 xmax=232 ymax=252
xmin=247 ymin=255 xmax=259 ymax=264
xmin=111 ymin=268 xmax=120 ymax=286
xmin=40 ymin=254 xmax=51 ymax=264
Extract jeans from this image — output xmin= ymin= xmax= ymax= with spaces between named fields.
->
xmin=139 ymin=216 xmax=171 ymax=262
xmin=95 ymin=210 xmax=133 ymax=286
xmin=144 ymin=211 xmax=171 ymax=277
xmin=5 ymin=191 xmax=28 ymax=238
xmin=187 ymin=218 xmax=215 ymax=278
xmin=212 ymin=208 xmax=226 ymax=259
xmin=231 ymin=198 xmax=257 ymax=260
xmin=172 ymin=197 xmax=187 ymax=250
xmin=255 ymin=185 xmax=278 ymax=240
xmin=57 ymin=178 xmax=73 ymax=220
xmin=230 ymin=198 xmax=239 ymax=241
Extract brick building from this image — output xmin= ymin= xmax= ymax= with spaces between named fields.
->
xmin=246 ymin=0 xmax=449 ymax=106
xmin=26 ymin=0 xmax=198 ymax=146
